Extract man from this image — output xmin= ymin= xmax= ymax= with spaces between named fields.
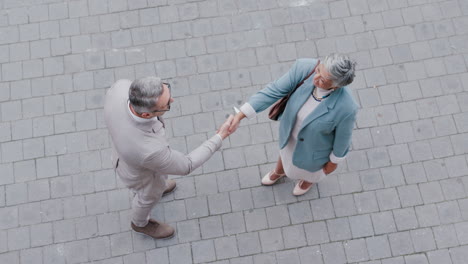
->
xmin=104 ymin=77 xmax=233 ymax=239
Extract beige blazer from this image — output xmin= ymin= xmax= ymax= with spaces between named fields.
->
xmin=104 ymin=79 xmax=222 ymax=191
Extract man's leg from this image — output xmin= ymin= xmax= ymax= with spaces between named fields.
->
xmin=130 ymin=177 xmax=175 ymax=239
xmin=131 ymin=191 xmax=161 ymax=227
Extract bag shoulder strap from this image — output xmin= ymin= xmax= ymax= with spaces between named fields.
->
xmin=289 ymin=60 xmax=320 ymax=95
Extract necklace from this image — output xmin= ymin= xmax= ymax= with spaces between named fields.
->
xmin=312 ymin=86 xmax=333 ymax=102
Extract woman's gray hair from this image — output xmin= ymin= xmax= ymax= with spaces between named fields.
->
xmin=322 ymin=53 xmax=357 ymax=87
xmin=128 ymin=77 xmax=164 ymax=114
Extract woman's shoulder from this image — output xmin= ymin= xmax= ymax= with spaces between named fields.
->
xmin=338 ymin=87 xmax=359 ymax=113
xmin=291 ymin=58 xmax=320 ymax=81
xmin=295 ymin=58 xmax=319 ymax=71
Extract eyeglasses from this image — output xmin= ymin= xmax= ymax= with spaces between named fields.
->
xmin=152 ymin=82 xmax=172 ymax=112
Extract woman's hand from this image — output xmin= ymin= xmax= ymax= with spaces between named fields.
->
xmin=217 ymin=115 xmax=234 ymax=139
xmin=323 ymin=161 xmax=338 ymax=175
xmin=229 ymin=112 xmax=246 ymax=133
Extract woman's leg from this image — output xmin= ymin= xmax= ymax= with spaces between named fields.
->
xmin=299 ymin=180 xmax=313 ymax=190
xmin=270 ymin=156 xmax=286 ymax=180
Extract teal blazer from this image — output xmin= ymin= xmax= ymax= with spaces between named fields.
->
xmin=248 ymin=58 xmax=359 ymax=172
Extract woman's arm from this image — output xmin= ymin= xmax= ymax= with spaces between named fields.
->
xmin=332 ymin=110 xmax=357 ymax=158
xmin=229 ymin=59 xmax=318 ymax=132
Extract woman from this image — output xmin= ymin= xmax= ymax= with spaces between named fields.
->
xmin=229 ymin=54 xmax=358 ymax=195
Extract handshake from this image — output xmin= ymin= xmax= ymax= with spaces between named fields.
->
xmin=216 ymin=110 xmax=245 ymax=140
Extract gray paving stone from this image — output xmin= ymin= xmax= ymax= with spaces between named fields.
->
xmin=317 ymin=174 xmax=342 ymax=196
xmin=405 ymin=254 xmax=429 ymax=264
xmin=88 ymin=236 xmax=111 ymax=261
xmin=5 ymin=183 xmax=27 ymax=205
xmin=415 ymin=204 xmax=441 ymax=228
xmin=53 ymin=219 xmax=76 ymax=243
xmin=310 ymin=197 xmax=335 ymax=221
xmin=30 ymin=222 xmax=53 ymax=247
xmin=17 ymin=202 xmax=40 ymax=226
xmin=430 ymin=137 xmax=455 ymax=158
xmin=191 ymin=240 xmax=216 ymax=263
xmin=304 ymin=221 xmax=330 ymax=246
xmin=276 ymin=249 xmax=300 ymax=264
xmin=63 ymin=240 xmax=88 ymax=264
xmin=321 ymin=242 xmax=346 ymax=264
xmin=287 ymin=201 xmax=313 ymax=224
xmin=214 ymin=236 xmax=239 ymax=260
xmin=389 ymin=231 xmax=415 ymax=256
xmin=437 ymin=201 xmax=462 ymax=224
xmin=354 ymin=191 xmax=379 ymax=214
xmin=433 ymin=224 xmax=459 ymax=249
xmin=419 ymin=181 xmax=445 ymax=204
xmin=410 ymin=228 xmax=436 ymax=253
xmin=43 ymin=244 xmax=66 ymax=264
xmin=337 ymin=172 xmax=362 ymax=194
xmin=199 ymin=215 xmax=223 ymax=239
xmin=265 ymin=205 xmax=290 ymax=228
xmin=349 ymin=214 xmax=374 ymax=238
xmin=327 ymin=217 xmax=352 ymax=241
xmin=450 ymin=245 xmax=468 ymax=264
xmin=220 ymin=212 xmax=244 ymax=236
xmin=440 ymin=178 xmax=466 ymax=201
xmin=423 ymin=159 xmax=448 ymax=182
xmin=427 ymin=249 xmax=453 ymax=264
xmin=244 ymin=208 xmax=268 ymax=232
xmin=403 ymin=162 xmax=428 ymax=184
xmin=19 ymin=248 xmax=41 ymax=264
xmin=344 ymin=238 xmax=369 ymax=263
xmin=397 ymin=185 xmax=423 ymax=208
xmin=371 ymin=210 xmax=397 ymax=235
xmin=97 ymin=212 xmax=120 ymax=236
xmin=40 ymin=198 xmax=63 ymax=222
xmin=332 ymin=194 xmax=357 ymax=217
xmin=360 ymin=169 xmax=385 ymax=191
xmin=7 ymin=226 xmax=30 ymax=250
xmin=366 ymin=235 xmax=391 ymax=260
xmin=28 ymin=179 xmax=50 ymax=202
xmin=175 ymin=219 xmax=200 ymax=243
xmin=208 ymin=192 xmax=231 ymax=215
xmin=259 ymin=228 xmax=284 ymax=253
xmin=394 ymin=207 xmax=419 ymax=231
xmin=237 ymin=232 xmax=262 ymax=256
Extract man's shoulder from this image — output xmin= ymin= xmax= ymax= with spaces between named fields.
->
xmin=105 ymin=79 xmax=132 ymax=105
xmin=110 ymin=79 xmax=132 ymax=91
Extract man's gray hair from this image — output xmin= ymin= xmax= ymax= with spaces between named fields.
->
xmin=322 ymin=53 xmax=357 ymax=87
xmin=129 ymin=77 xmax=164 ymax=114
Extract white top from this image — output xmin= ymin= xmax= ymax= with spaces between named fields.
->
xmin=241 ymin=87 xmax=346 ymax=182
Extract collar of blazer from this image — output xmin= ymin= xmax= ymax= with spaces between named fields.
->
xmin=321 ymin=85 xmax=344 ymax=109
xmin=298 ymin=85 xmax=344 ymax=131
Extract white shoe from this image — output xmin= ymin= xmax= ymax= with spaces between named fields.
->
xmin=293 ymin=180 xmax=314 ymax=196
xmin=261 ymin=170 xmax=285 ymax=186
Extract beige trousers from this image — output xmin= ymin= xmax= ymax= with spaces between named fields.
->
xmin=116 ymin=160 xmax=168 ymax=227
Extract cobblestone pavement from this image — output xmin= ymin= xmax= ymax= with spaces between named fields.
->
xmin=1 ymin=0 xmax=468 ymax=263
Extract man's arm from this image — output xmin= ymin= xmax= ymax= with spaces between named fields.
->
xmin=142 ymin=116 xmax=233 ymax=175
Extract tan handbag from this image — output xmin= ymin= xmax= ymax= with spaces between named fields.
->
xmin=268 ymin=61 xmax=320 ymax=121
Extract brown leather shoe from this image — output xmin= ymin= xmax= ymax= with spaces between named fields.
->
xmin=131 ymin=219 xmax=175 ymax=239
xmin=163 ymin=179 xmax=176 ymax=196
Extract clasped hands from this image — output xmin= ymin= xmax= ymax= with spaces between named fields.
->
xmin=216 ymin=112 xmax=245 ymax=139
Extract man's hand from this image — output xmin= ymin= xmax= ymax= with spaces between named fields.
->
xmin=323 ymin=161 xmax=338 ymax=175
xmin=217 ymin=115 xmax=234 ymax=139
xmin=229 ymin=112 xmax=245 ymax=133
